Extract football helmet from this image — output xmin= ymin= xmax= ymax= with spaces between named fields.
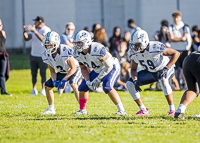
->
xmin=129 ymin=29 xmax=149 ymax=52
xmin=43 ymin=31 xmax=60 ymax=54
xmin=73 ymin=30 xmax=92 ymax=52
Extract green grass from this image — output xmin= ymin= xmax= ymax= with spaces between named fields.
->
xmin=0 ymin=54 xmax=200 ymax=143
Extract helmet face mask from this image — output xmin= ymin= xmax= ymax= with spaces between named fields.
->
xmin=74 ymin=30 xmax=92 ymax=52
xmin=74 ymin=41 xmax=85 ymax=52
xmin=43 ymin=31 xmax=60 ymax=55
xmin=130 ymin=43 xmax=142 ymax=52
xmin=130 ymin=29 xmax=149 ymax=52
xmin=45 ymin=44 xmax=57 ymax=54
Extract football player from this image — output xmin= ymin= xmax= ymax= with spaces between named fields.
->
xmin=41 ymin=31 xmax=82 ymax=114
xmin=73 ymin=30 xmax=126 ymax=115
xmin=175 ymin=51 xmax=200 ymax=119
xmin=126 ymin=29 xmax=180 ymax=116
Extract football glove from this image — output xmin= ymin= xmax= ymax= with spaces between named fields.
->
xmin=58 ymin=79 xmax=67 ymax=89
xmin=91 ymin=78 xmax=101 ymax=89
xmin=157 ymin=66 xmax=169 ymax=79
xmin=133 ymin=79 xmax=142 ymax=92
xmin=52 ymin=80 xmax=59 ymax=87
xmin=86 ymin=81 xmax=96 ymax=92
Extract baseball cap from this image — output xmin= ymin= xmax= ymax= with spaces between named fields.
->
xmin=32 ymin=16 xmax=44 ymax=22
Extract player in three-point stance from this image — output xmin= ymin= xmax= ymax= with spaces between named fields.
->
xmin=41 ymin=31 xmax=82 ymax=114
xmin=126 ymin=29 xmax=180 ymax=116
xmin=73 ymin=30 xmax=126 ymax=115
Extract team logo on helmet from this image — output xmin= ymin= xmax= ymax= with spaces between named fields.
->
xmin=80 ymin=32 xmax=88 ymax=38
xmin=138 ymin=34 xmax=144 ymax=41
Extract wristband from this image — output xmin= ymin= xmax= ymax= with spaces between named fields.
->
xmin=34 ymin=30 xmax=38 ymax=34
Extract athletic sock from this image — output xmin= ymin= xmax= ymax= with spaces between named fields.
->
xmin=49 ymin=105 xmax=55 ymax=110
xmin=79 ymin=98 xmax=88 ymax=110
xmin=169 ymin=104 xmax=175 ymax=111
xmin=116 ymin=102 xmax=125 ymax=111
xmin=176 ymin=104 xmax=187 ymax=113
xmin=139 ymin=105 xmax=147 ymax=111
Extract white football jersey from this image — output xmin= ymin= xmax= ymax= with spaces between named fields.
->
xmin=41 ymin=44 xmax=79 ymax=73
xmin=74 ymin=42 xmax=118 ymax=73
xmin=128 ymin=41 xmax=171 ymax=72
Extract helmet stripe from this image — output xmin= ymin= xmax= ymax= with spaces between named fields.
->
xmin=131 ymin=30 xmax=138 ymax=40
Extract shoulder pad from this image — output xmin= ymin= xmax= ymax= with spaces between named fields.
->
xmin=59 ymin=44 xmax=73 ymax=60
xmin=148 ymin=41 xmax=166 ymax=53
xmin=90 ymin=42 xmax=106 ymax=56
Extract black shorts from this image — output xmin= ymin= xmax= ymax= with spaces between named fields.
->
xmin=175 ymin=51 xmax=188 ymax=69
xmin=183 ymin=52 xmax=200 ymax=94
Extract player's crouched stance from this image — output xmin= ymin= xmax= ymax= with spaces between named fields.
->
xmin=175 ymin=52 xmax=200 ymax=119
xmin=126 ymin=29 xmax=180 ymax=116
xmin=41 ymin=31 xmax=82 ymax=114
xmin=73 ymin=30 xmax=126 ymax=115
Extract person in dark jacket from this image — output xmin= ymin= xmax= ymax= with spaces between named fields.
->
xmin=0 ymin=19 xmax=11 ymax=96
xmin=109 ymin=27 xmax=123 ymax=54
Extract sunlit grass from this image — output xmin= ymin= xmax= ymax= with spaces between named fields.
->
xmin=0 ymin=54 xmax=200 ymax=143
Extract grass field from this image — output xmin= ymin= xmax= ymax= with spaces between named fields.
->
xmin=0 ymin=54 xmax=200 ymax=143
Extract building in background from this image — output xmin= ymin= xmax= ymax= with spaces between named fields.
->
xmin=0 ymin=0 xmax=199 ymax=50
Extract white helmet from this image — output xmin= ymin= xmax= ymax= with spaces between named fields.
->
xmin=43 ymin=31 xmax=60 ymax=54
xmin=73 ymin=30 xmax=92 ymax=52
xmin=129 ymin=29 xmax=149 ymax=52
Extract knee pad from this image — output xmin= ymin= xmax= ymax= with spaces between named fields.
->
xmin=159 ymin=78 xmax=172 ymax=95
xmin=126 ymin=80 xmax=141 ymax=100
xmin=103 ymin=85 xmax=112 ymax=94
xmin=78 ymin=79 xmax=89 ymax=92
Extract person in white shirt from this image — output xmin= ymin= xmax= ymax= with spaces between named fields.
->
xmin=23 ymin=16 xmax=51 ymax=96
xmin=168 ymin=11 xmax=192 ymax=90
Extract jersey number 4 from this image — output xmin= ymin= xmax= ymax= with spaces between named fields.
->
xmin=83 ymin=61 xmax=100 ymax=68
xmin=139 ymin=60 xmax=155 ymax=70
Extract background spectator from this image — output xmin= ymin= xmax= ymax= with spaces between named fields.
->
xmin=60 ymin=22 xmax=75 ymax=48
xmin=112 ymin=41 xmax=129 ymax=63
xmin=127 ymin=19 xmax=141 ymax=34
xmin=0 ymin=19 xmax=11 ymax=96
xmin=23 ymin=16 xmax=51 ymax=96
xmin=115 ymin=61 xmax=130 ymax=91
xmin=93 ymin=28 xmax=109 ymax=51
xmin=168 ymin=11 xmax=192 ymax=90
xmin=91 ymin=23 xmax=101 ymax=35
xmin=123 ymin=31 xmax=131 ymax=51
xmin=109 ymin=26 xmax=122 ymax=54
xmin=154 ymin=20 xmax=171 ymax=48
xmin=191 ymin=25 xmax=200 ymax=52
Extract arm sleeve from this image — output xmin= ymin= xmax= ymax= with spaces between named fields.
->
xmin=97 ymin=56 xmax=114 ymax=80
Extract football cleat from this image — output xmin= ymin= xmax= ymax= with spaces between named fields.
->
xmin=42 ymin=108 xmax=56 ymax=114
xmin=136 ymin=108 xmax=149 ymax=116
xmin=30 ymin=89 xmax=38 ymax=96
xmin=74 ymin=109 xmax=87 ymax=115
xmin=115 ymin=110 xmax=127 ymax=116
xmin=40 ymin=89 xmax=46 ymax=96
xmin=194 ymin=113 xmax=200 ymax=117
xmin=174 ymin=112 xmax=185 ymax=119
xmin=168 ymin=110 xmax=175 ymax=116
